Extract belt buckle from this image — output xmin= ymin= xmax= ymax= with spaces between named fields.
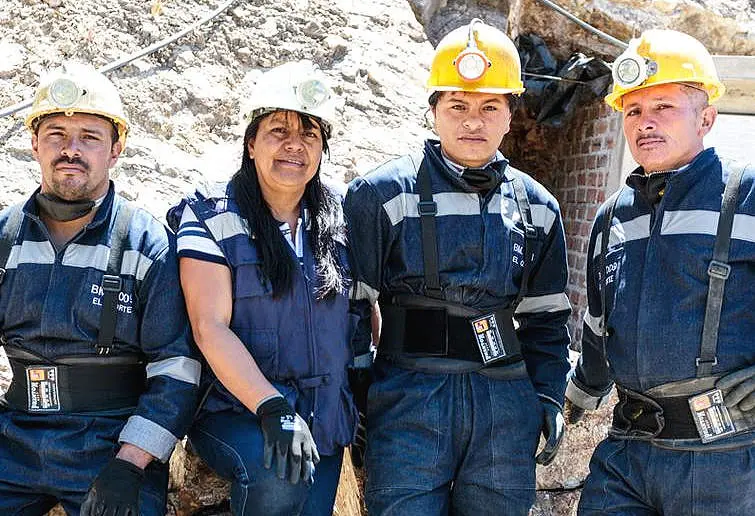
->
xmin=25 ymin=365 xmax=61 ymax=412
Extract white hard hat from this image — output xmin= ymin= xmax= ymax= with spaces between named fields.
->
xmin=26 ymin=62 xmax=129 ymax=146
xmin=245 ymin=60 xmax=336 ymax=135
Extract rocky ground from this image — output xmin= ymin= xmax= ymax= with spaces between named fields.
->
xmin=0 ymin=0 xmax=435 ymax=217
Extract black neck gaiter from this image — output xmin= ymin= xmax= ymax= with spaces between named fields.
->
xmin=461 ymin=165 xmax=504 ymax=195
xmin=35 ymin=193 xmax=96 ymax=222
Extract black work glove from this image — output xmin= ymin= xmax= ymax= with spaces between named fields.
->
xmin=564 ymin=398 xmax=586 ymax=424
xmin=350 ymin=410 xmax=368 ymax=469
xmin=716 ymin=364 xmax=755 ymax=413
xmin=257 ymin=396 xmax=320 ymax=485
xmin=80 ymin=457 xmax=144 ymax=516
xmin=348 ymin=354 xmax=374 ymax=470
xmin=535 ymin=400 xmax=565 ymax=466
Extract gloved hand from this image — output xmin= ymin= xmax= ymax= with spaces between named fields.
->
xmin=80 ymin=457 xmax=144 ymax=516
xmin=564 ymin=398 xmax=586 ymax=424
xmin=716 ymin=364 xmax=755 ymax=413
xmin=535 ymin=400 xmax=565 ymax=466
xmin=257 ymin=396 xmax=320 ymax=485
xmin=350 ymin=410 xmax=368 ymax=469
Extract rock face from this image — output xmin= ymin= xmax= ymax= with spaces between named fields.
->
xmin=409 ymin=0 xmax=755 ymax=59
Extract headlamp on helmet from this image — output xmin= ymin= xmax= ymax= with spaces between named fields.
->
xmin=453 ymin=19 xmax=492 ymax=82
xmin=612 ymin=48 xmax=658 ymax=89
xmin=48 ymin=78 xmax=83 ymax=110
xmin=295 ymin=78 xmax=331 ymax=110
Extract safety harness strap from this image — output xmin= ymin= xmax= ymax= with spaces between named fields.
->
xmin=510 ymin=176 xmax=538 ymax=300
xmin=416 ymin=158 xmax=538 ymax=303
xmin=697 ymin=163 xmax=747 ymax=377
xmin=96 ymin=203 xmax=135 ymax=355
xmin=417 ymin=159 xmax=442 ymax=298
xmin=0 ymin=205 xmax=24 ymax=286
xmin=600 ymin=190 xmax=621 ymax=354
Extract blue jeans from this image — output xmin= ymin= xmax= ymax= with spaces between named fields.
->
xmin=578 ymin=438 xmax=755 ymax=515
xmin=189 ymin=401 xmax=344 ymax=516
xmin=365 ymin=361 xmax=543 ymax=515
xmin=0 ymin=410 xmax=167 ymax=515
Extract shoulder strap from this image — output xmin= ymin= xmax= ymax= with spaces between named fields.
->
xmin=0 ymin=205 xmax=24 ymax=285
xmin=510 ymin=175 xmax=538 ymax=303
xmin=417 ymin=158 xmax=443 ymax=299
xmin=96 ymin=202 xmax=135 ymax=355
xmin=600 ymin=189 xmax=622 ymax=354
xmin=697 ymin=162 xmax=747 ymax=377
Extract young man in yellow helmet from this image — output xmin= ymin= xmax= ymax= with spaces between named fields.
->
xmin=0 ymin=63 xmax=199 ymax=515
xmin=344 ymin=20 xmax=571 ymax=514
xmin=565 ymin=29 xmax=754 ymax=514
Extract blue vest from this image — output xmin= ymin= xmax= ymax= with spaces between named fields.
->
xmin=169 ymin=182 xmax=358 ymax=454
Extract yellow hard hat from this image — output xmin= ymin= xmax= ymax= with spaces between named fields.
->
xmin=605 ymin=29 xmax=725 ymax=111
xmin=427 ymin=19 xmax=525 ymax=95
xmin=25 ymin=63 xmax=129 ymax=146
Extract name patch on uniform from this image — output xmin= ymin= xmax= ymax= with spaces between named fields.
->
xmin=688 ymin=389 xmax=736 ymax=443
xmin=470 ymin=314 xmax=507 ymax=364
xmin=26 ymin=366 xmax=61 ymax=412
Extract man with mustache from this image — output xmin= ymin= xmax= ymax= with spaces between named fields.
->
xmin=565 ymin=29 xmax=754 ymax=514
xmin=0 ymin=63 xmax=199 ymax=515
xmin=344 ymin=20 xmax=571 ymax=515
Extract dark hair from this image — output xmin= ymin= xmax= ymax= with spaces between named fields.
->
xmin=230 ymin=111 xmax=346 ymax=299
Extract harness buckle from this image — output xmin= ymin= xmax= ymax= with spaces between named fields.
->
xmin=707 ymin=260 xmax=731 ymax=280
xmin=695 ymin=356 xmax=718 ymax=368
xmin=101 ymin=275 xmax=122 ymax=292
xmin=523 ymin=224 xmax=538 ymax=239
xmin=417 ymin=201 xmax=437 ymax=216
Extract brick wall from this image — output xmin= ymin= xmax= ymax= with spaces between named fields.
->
xmin=549 ymin=102 xmax=622 ymax=349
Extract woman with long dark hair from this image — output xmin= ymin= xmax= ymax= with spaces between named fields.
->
xmin=167 ymin=61 xmax=371 ymax=515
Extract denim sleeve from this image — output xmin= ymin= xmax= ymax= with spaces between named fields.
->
xmin=515 ymin=203 xmax=571 ymax=408
xmin=568 ymin=209 xmax=614 ymax=410
xmin=344 ymin=177 xmax=394 ymax=307
xmin=118 ymin=233 xmax=200 ymax=462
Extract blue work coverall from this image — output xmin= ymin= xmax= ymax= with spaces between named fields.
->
xmin=344 ymin=140 xmax=571 ymax=515
xmin=0 ymin=183 xmax=200 ymax=515
xmin=567 ymin=149 xmax=755 ymax=514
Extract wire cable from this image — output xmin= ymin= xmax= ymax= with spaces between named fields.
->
xmin=0 ymin=0 xmax=241 ymax=119
xmin=523 ymin=71 xmax=589 ymax=84
xmin=534 ymin=0 xmax=628 ymax=50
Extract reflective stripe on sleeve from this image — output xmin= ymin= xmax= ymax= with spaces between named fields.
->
xmin=515 ymin=292 xmax=571 ymax=314
xmin=146 ymin=356 xmax=201 ymax=385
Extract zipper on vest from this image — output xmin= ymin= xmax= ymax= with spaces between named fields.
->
xmin=300 ymin=258 xmax=317 ymax=431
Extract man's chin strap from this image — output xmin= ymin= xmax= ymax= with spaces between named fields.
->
xmin=36 ymin=193 xmax=96 ymax=222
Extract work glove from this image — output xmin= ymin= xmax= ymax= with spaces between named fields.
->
xmin=348 ymin=358 xmax=373 ymax=469
xmin=80 ymin=457 xmax=144 ymax=516
xmin=564 ymin=398 xmax=586 ymax=424
xmin=257 ymin=396 xmax=320 ymax=485
xmin=716 ymin=363 xmax=755 ymax=413
xmin=535 ymin=400 xmax=565 ymax=466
